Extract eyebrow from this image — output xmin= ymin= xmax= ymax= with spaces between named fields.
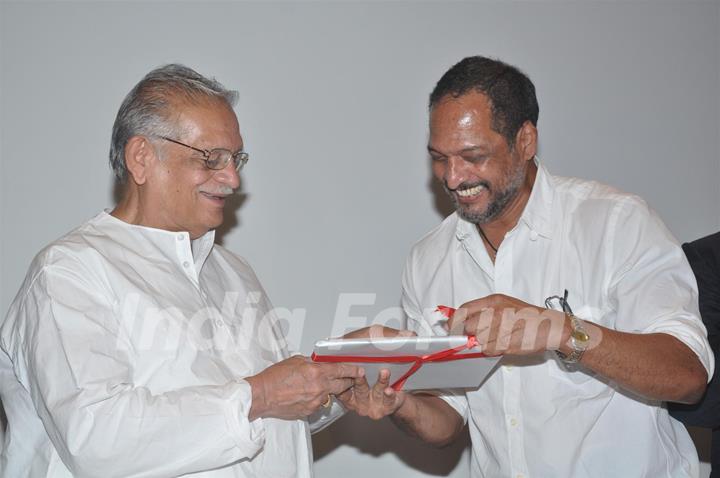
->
xmin=211 ymin=145 xmax=245 ymax=153
xmin=427 ymin=145 xmax=488 ymax=155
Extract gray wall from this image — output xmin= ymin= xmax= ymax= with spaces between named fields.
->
xmin=1 ymin=1 xmax=718 ymax=477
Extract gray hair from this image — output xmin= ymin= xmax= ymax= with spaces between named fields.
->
xmin=109 ymin=64 xmax=238 ymax=182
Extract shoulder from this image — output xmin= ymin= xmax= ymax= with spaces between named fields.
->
xmin=552 ymin=174 xmax=662 ymax=242
xmin=211 ymin=243 xmax=252 ymax=268
xmin=3 ymin=215 xmax=114 ymax=330
xmin=208 ymin=244 xmax=264 ymax=288
xmin=9 ymin=213 xmax=126 ymax=311
xmin=407 ymin=213 xmax=460 ymax=265
xmin=553 ymin=175 xmax=649 ymax=215
xmin=26 ymin=215 xmax=109 ymax=280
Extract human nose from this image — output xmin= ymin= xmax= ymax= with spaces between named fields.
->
xmin=444 ymin=156 xmax=470 ymax=190
xmin=213 ymin=161 xmax=241 ymax=189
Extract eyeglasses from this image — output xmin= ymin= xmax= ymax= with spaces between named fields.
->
xmin=545 ymin=289 xmax=574 ymax=315
xmin=158 ymin=136 xmax=249 ymax=172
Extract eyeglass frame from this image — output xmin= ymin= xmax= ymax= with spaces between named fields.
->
xmin=544 ymin=289 xmax=574 ymax=315
xmin=157 ymin=136 xmax=249 ymax=172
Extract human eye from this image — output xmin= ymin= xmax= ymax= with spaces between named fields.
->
xmin=429 ymin=152 xmax=447 ymax=163
xmin=207 ymin=149 xmax=234 ymax=170
xmin=462 ymin=154 xmax=487 ymax=164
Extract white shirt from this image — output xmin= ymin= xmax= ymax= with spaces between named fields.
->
xmin=0 ymin=212 xmax=313 ymax=478
xmin=402 ymin=163 xmax=714 ymax=478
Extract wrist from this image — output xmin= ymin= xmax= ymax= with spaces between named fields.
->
xmin=391 ymin=391 xmax=416 ymax=419
xmin=555 ymin=313 xmax=590 ymax=364
xmin=556 ymin=313 xmax=574 ymax=355
xmin=246 ymin=375 xmax=268 ymax=421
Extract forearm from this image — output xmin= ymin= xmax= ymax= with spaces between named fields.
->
xmin=391 ymin=393 xmax=464 ymax=447
xmin=572 ymin=325 xmax=707 ymax=404
xmin=36 ymin=381 xmax=262 ymax=477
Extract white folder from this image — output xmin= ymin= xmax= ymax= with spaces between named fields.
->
xmin=312 ymin=336 xmax=501 ymax=391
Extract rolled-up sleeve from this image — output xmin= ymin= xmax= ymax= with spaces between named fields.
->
xmin=606 ymin=197 xmax=714 ymax=379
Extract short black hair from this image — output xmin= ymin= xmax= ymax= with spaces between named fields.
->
xmin=429 ymin=56 xmax=539 ymax=147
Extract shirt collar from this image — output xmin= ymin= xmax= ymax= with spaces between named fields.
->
xmin=455 ymin=159 xmax=555 ymax=241
xmin=191 ymin=229 xmax=215 ymax=269
xmin=98 ymin=210 xmax=216 ymax=270
xmin=518 ymin=160 xmax=554 ymax=239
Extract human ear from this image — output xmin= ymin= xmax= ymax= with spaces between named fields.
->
xmin=124 ymin=136 xmax=156 ymax=185
xmin=515 ymin=121 xmax=538 ymax=162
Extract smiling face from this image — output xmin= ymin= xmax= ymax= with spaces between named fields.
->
xmin=142 ymin=98 xmax=243 ymax=238
xmin=428 ymin=91 xmax=535 ymax=225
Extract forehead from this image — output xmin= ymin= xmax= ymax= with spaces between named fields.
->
xmin=172 ymin=98 xmax=242 ymax=149
xmin=428 ymin=91 xmax=503 ymax=154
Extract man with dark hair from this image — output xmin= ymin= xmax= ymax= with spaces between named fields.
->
xmin=428 ymin=56 xmax=539 ymax=147
xmin=0 ymin=64 xmax=361 ymax=477
xmin=340 ymin=56 xmax=713 ymax=477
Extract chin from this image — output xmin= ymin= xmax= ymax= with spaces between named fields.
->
xmin=204 ymin=212 xmax=225 ymax=228
xmin=203 ymin=221 xmax=223 ymax=234
xmin=457 ymin=206 xmax=492 ymax=224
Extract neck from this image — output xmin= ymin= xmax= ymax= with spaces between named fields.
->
xmin=111 ymin=183 xmax=146 ymax=227
xmin=477 ymin=161 xmax=538 ymax=252
xmin=111 ymin=183 xmax=199 ymax=238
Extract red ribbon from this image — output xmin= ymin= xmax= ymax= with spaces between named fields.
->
xmin=436 ymin=305 xmax=456 ymax=320
xmin=312 ymin=306 xmax=484 ymax=390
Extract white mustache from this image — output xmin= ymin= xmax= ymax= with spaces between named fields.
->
xmin=200 ymin=186 xmax=235 ymax=196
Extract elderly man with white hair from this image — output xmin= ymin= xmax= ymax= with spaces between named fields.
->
xmin=0 ymin=64 xmax=360 ymax=477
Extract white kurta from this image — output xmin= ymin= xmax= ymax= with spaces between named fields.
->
xmin=402 ymin=163 xmax=714 ymax=478
xmin=0 ymin=212 xmax=312 ymax=477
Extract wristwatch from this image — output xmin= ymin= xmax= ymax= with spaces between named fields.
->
xmin=556 ymin=314 xmax=590 ymax=364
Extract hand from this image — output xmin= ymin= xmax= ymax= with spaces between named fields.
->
xmin=246 ymin=355 xmax=364 ymax=420
xmin=337 ymin=368 xmax=406 ymax=420
xmin=342 ymin=325 xmax=416 ymax=340
xmin=447 ymin=294 xmax=567 ymax=356
xmin=337 ymin=326 xmax=414 ymax=419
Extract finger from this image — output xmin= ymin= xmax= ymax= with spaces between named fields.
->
xmin=377 ymin=368 xmax=391 ymax=386
xmin=495 ymin=307 xmax=522 ymax=352
xmin=341 ymin=326 xmax=370 ymax=339
xmin=483 ymin=312 xmax=506 ymax=355
xmin=324 ymin=363 xmax=365 ymax=379
xmin=458 ymin=296 xmax=495 ymax=315
xmin=336 ymin=387 xmax=352 ymax=402
xmin=352 ymin=375 xmax=371 ymax=399
xmin=371 ymin=369 xmax=391 ymax=401
xmin=392 ymin=390 xmax=406 ymax=407
xmin=461 ymin=294 xmax=516 ymax=318
xmin=382 ymin=384 xmax=398 ymax=405
xmin=397 ymin=329 xmax=417 ymax=338
xmin=367 ymin=325 xmax=396 ymax=340
xmin=464 ymin=308 xmax=494 ymax=336
xmin=447 ymin=307 xmax=468 ymax=333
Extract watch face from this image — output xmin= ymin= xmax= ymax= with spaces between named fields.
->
xmin=571 ymin=328 xmax=590 ymax=343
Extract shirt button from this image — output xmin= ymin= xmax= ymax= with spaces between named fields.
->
xmin=182 ymin=261 xmax=190 ymax=268
xmin=529 ymin=230 xmax=539 ymax=241
xmin=177 ymin=235 xmax=184 ymax=241
xmin=505 ymin=365 xmax=513 ymax=371
xmin=510 ymin=418 xmax=518 ymax=427
xmin=215 ymin=319 xmax=224 ymax=327
xmin=517 ymin=474 xmax=525 ymax=478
